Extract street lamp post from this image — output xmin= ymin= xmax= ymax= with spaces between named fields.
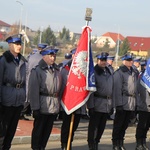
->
xmin=16 ymin=1 xmax=23 ymax=33
xmin=22 ymin=11 xmax=28 ymax=56
xmin=39 ymin=26 xmax=43 ymax=44
xmin=115 ymin=25 xmax=120 ymax=69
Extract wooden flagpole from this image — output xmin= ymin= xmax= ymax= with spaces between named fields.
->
xmin=66 ymin=113 xmax=75 ymax=150
xmin=66 ymin=8 xmax=92 ymax=150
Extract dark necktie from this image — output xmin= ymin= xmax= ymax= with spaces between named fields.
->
xmin=15 ymin=57 xmax=19 ymax=64
xmin=49 ymin=66 xmax=53 ymax=72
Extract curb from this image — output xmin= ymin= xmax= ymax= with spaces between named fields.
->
xmin=12 ymin=132 xmax=139 ymax=145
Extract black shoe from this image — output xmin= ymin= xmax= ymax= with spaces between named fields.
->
xmin=26 ymin=113 xmax=32 ymax=116
xmin=20 ymin=115 xmax=29 ymax=121
xmin=82 ymin=114 xmax=90 ymax=120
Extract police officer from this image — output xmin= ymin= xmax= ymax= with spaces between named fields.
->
xmin=129 ymin=57 xmax=141 ymax=125
xmin=0 ymin=34 xmax=27 ymax=150
xmin=107 ymin=55 xmax=115 ymax=120
xmin=135 ymin=60 xmax=149 ymax=150
xmin=133 ymin=57 xmax=141 ymax=77
xmin=140 ymin=60 xmax=147 ymax=73
xmin=60 ymin=48 xmax=87 ymax=150
xmin=62 ymin=53 xmax=72 ymax=66
xmin=27 ymin=43 xmax=48 ymax=70
xmin=107 ymin=55 xmax=115 ymax=74
xmin=58 ymin=52 xmax=72 ymax=70
xmin=87 ymin=52 xmax=113 ymax=150
xmin=20 ymin=43 xmax=48 ymax=120
xmin=112 ymin=53 xmax=138 ymax=150
xmin=28 ymin=46 xmax=61 ymax=150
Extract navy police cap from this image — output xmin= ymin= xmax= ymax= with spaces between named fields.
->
xmin=133 ymin=57 xmax=141 ymax=62
xmin=40 ymin=46 xmax=59 ymax=56
xmin=65 ymin=53 xmax=72 ymax=59
xmin=32 ymin=49 xmax=38 ymax=54
xmin=70 ymin=48 xmax=76 ymax=54
xmin=107 ymin=56 xmax=115 ymax=61
xmin=38 ymin=43 xmax=48 ymax=49
xmin=6 ymin=34 xmax=22 ymax=44
xmin=140 ymin=60 xmax=147 ymax=66
xmin=121 ymin=53 xmax=134 ymax=61
xmin=96 ymin=52 xmax=109 ymax=59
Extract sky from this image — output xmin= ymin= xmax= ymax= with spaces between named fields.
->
xmin=1 ymin=0 xmax=150 ymax=37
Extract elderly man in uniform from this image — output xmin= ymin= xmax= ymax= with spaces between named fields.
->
xmin=28 ymin=46 xmax=62 ymax=150
xmin=87 ymin=52 xmax=113 ymax=150
xmin=20 ymin=43 xmax=48 ymax=120
xmin=0 ymin=34 xmax=27 ymax=150
xmin=112 ymin=53 xmax=138 ymax=150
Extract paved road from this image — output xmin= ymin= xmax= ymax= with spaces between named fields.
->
xmin=11 ymin=118 xmax=150 ymax=150
xmin=11 ymin=138 xmax=150 ymax=150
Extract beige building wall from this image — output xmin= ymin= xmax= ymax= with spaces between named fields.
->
xmin=130 ymin=50 xmax=148 ymax=57
xmin=95 ymin=36 xmax=116 ymax=48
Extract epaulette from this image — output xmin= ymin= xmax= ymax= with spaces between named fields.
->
xmin=105 ymin=66 xmax=112 ymax=75
xmin=31 ymin=65 xmax=38 ymax=71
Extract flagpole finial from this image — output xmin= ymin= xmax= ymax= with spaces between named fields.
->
xmin=85 ymin=8 xmax=93 ymax=26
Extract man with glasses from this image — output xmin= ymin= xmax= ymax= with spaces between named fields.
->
xmin=112 ymin=53 xmax=138 ymax=150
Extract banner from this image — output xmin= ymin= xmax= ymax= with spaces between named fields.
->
xmin=61 ymin=26 xmax=96 ymax=115
xmin=140 ymin=58 xmax=150 ymax=92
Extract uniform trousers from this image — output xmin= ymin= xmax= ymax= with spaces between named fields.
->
xmin=31 ymin=114 xmax=56 ymax=149
xmin=88 ymin=111 xmax=108 ymax=144
xmin=20 ymin=101 xmax=31 ymax=116
xmin=0 ymin=105 xmax=23 ymax=150
xmin=112 ymin=110 xmax=132 ymax=141
xmin=61 ymin=111 xmax=81 ymax=143
xmin=136 ymin=111 xmax=150 ymax=139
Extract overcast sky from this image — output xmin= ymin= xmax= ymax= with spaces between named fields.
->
xmin=1 ymin=0 xmax=150 ymax=37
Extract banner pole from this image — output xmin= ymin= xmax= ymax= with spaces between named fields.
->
xmin=66 ymin=113 xmax=75 ymax=150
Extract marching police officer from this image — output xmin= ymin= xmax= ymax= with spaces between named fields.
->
xmin=112 ymin=53 xmax=138 ymax=150
xmin=135 ymin=60 xmax=149 ymax=150
xmin=0 ymin=34 xmax=27 ymax=150
xmin=87 ymin=52 xmax=113 ymax=150
xmin=28 ymin=46 xmax=62 ymax=150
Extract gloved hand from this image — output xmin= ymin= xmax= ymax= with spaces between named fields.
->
xmin=88 ymin=108 xmax=95 ymax=117
xmin=116 ymin=106 xmax=124 ymax=112
xmin=32 ymin=110 xmax=41 ymax=119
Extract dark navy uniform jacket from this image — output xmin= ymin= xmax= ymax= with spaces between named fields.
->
xmin=0 ymin=50 xmax=27 ymax=106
